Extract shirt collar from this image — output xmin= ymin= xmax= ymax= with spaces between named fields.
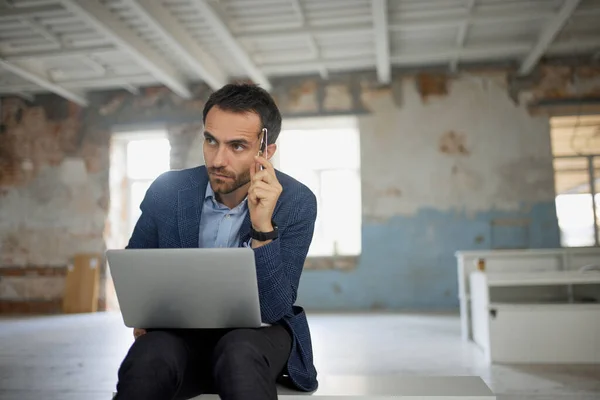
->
xmin=205 ymin=182 xmax=216 ymax=200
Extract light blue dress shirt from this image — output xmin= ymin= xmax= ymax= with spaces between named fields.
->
xmin=198 ymin=183 xmax=249 ymax=248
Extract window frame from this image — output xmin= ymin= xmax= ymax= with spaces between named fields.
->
xmin=276 ymin=116 xmax=362 ymax=262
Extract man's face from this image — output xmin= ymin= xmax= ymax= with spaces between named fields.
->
xmin=203 ymin=106 xmax=270 ymax=196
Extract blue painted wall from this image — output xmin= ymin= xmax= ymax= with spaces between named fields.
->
xmin=292 ymin=75 xmax=562 ymax=311
xmin=297 ymin=202 xmax=560 ymax=310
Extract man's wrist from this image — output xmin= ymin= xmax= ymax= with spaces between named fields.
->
xmin=251 ymin=220 xmax=278 ymax=245
xmin=252 ymin=222 xmax=273 ymax=232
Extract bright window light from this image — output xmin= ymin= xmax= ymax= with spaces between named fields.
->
xmin=126 ymin=139 xmax=171 ymax=179
xmin=125 ymin=137 xmax=171 ymax=236
xmin=278 ymin=125 xmax=362 ymax=257
xmin=556 ymin=193 xmax=597 ymax=247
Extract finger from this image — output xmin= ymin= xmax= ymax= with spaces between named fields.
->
xmin=251 ymin=180 xmax=275 ymax=193
xmin=252 ymin=169 xmax=274 ymax=185
xmin=254 ymin=155 xmax=273 ymax=171
xmin=252 ymin=180 xmax=283 ymax=199
xmin=248 ymin=190 xmax=258 ymax=205
xmin=249 ymin=158 xmax=257 ymax=180
xmin=251 ymin=187 xmax=270 ymax=200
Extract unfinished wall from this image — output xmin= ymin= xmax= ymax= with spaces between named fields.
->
xmin=89 ymin=68 xmax=578 ymax=311
xmin=1 ymin=63 xmax=595 ymax=313
xmin=0 ymin=97 xmax=109 ymax=313
xmin=297 ymin=73 xmax=561 ymax=310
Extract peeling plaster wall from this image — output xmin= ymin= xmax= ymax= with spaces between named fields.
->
xmin=362 ymin=75 xmax=555 ymax=218
xmin=0 ymin=97 xmax=109 ymax=311
xmin=3 ymin=64 xmax=587 ymax=313
xmin=296 ymin=73 xmax=561 ymax=310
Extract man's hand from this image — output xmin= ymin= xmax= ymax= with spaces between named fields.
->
xmin=133 ymin=328 xmax=146 ymax=340
xmin=248 ymin=155 xmax=282 ymax=243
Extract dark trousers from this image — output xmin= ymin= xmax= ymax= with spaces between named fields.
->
xmin=114 ymin=324 xmax=292 ymax=400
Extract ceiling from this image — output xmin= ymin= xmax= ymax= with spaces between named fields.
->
xmin=0 ymin=0 xmax=599 ymax=106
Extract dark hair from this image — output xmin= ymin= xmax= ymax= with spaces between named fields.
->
xmin=202 ymin=83 xmax=282 ymax=145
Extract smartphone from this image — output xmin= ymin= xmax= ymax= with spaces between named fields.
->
xmin=258 ymin=128 xmax=268 ymax=170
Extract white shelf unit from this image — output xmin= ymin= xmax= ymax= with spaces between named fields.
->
xmin=455 ymin=248 xmax=600 ymax=342
xmin=469 ymin=270 xmax=600 ymax=364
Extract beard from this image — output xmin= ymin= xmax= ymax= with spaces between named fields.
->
xmin=208 ymin=167 xmax=251 ymax=195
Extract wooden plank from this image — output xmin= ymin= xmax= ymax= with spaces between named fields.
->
xmin=62 ymin=253 xmax=101 ymax=314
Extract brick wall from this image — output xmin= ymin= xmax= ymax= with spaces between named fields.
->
xmin=0 ymin=96 xmax=110 ymax=314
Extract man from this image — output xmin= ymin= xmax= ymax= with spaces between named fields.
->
xmin=114 ymin=83 xmax=318 ymax=400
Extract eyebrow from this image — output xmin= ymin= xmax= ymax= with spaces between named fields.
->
xmin=204 ymin=131 xmax=252 ymax=146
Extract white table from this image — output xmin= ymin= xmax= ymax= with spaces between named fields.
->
xmin=455 ymin=248 xmax=600 ymax=342
xmin=192 ymin=376 xmax=496 ymax=399
xmin=469 ymin=270 xmax=600 ymax=363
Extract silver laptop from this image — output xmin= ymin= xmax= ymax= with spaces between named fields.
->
xmin=106 ymin=247 xmax=267 ymax=329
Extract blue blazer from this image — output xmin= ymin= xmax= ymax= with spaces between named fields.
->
xmin=126 ymin=165 xmax=319 ymax=392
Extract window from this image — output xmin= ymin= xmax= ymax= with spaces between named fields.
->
xmin=277 ymin=117 xmax=362 ymax=257
xmin=108 ymin=132 xmax=171 ymax=249
xmin=551 ymin=116 xmax=600 ymax=247
xmin=125 ymin=138 xmax=171 ymax=235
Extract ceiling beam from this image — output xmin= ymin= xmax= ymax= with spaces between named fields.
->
xmin=236 ymin=3 xmax=600 ymax=37
xmin=4 ymin=45 xmax=118 ymax=62
xmin=391 ymin=43 xmax=531 ymax=65
xmin=14 ymin=91 xmax=35 ymax=102
xmin=372 ymin=0 xmax=390 ymax=84
xmin=390 ymin=11 xmax=555 ymax=32
xmin=261 ymin=57 xmax=376 ymax=76
xmin=0 ymin=85 xmax=40 ymax=93
xmin=125 ymin=0 xmax=227 ymax=90
xmin=57 ymin=74 xmax=157 ymax=88
xmin=549 ymin=37 xmax=600 ymax=53
xmin=59 ymin=0 xmax=192 ymax=98
xmin=239 ymin=9 xmax=554 ymax=40
xmin=519 ymin=0 xmax=582 ymax=76
xmin=239 ymin=26 xmax=373 ymax=41
xmin=231 ymin=15 xmax=371 ymax=34
xmin=122 ymin=83 xmax=140 ymax=95
xmin=0 ymin=86 xmax=38 ymax=101
xmin=19 ymin=17 xmax=63 ymax=47
xmin=290 ymin=0 xmax=328 ymax=79
xmin=391 ymin=0 xmax=570 ymax=20
xmin=0 ymin=58 xmax=88 ymax=106
xmin=259 ymin=42 xmax=531 ymax=74
xmin=191 ymin=0 xmax=271 ymax=90
xmin=450 ymin=0 xmax=477 ymax=72
xmin=0 ymin=4 xmax=62 ymax=20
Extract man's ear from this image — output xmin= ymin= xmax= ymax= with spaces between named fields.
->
xmin=266 ymin=143 xmax=277 ymax=160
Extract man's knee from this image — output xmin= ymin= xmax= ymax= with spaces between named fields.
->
xmin=120 ymin=331 xmax=188 ymax=377
xmin=212 ymin=329 xmax=267 ymax=372
xmin=116 ymin=331 xmax=188 ymax=399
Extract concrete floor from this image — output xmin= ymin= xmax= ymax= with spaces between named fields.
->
xmin=0 ymin=312 xmax=598 ymax=400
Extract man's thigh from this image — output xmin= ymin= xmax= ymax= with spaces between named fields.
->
xmin=168 ymin=325 xmax=292 ymax=398
xmin=212 ymin=324 xmax=293 ymax=379
xmin=157 ymin=328 xmax=225 ymax=399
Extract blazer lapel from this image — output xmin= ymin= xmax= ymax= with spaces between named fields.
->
xmin=239 ymin=212 xmax=252 ymax=246
xmin=178 ymin=168 xmax=207 ymax=248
